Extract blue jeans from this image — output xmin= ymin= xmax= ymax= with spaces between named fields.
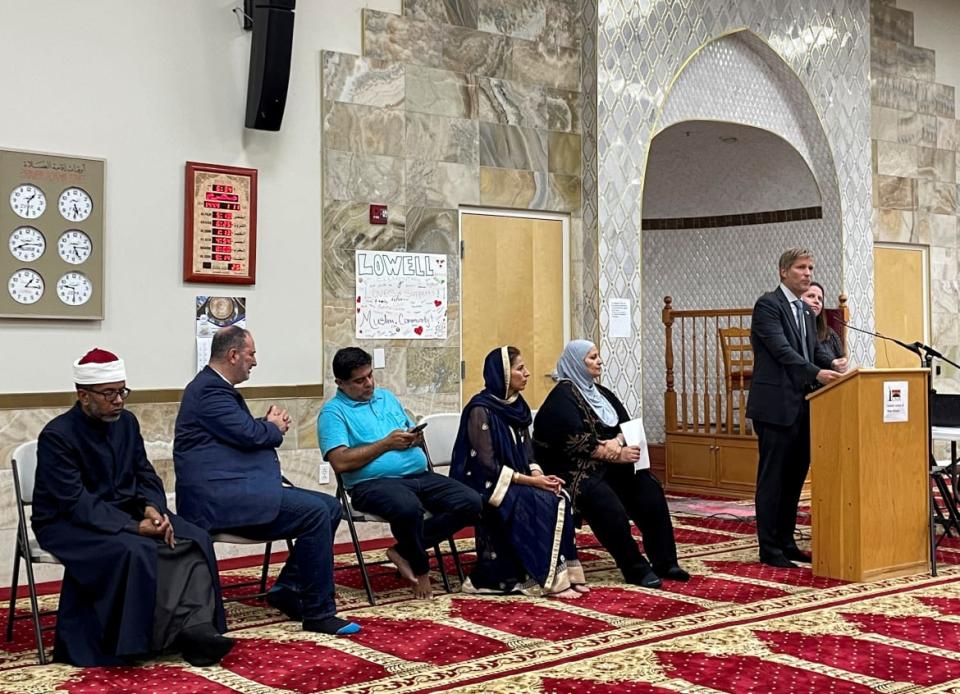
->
xmin=349 ymin=471 xmax=481 ymax=576
xmin=218 ymin=487 xmax=341 ymax=620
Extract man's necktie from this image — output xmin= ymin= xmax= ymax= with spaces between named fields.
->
xmin=793 ymin=299 xmax=809 ymax=361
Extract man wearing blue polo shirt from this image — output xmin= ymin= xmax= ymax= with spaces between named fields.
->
xmin=319 ymin=347 xmax=481 ymax=599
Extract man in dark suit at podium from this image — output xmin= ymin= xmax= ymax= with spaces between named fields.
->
xmin=747 ymin=248 xmax=845 ymax=568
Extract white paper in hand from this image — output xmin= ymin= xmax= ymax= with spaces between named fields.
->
xmin=620 ymin=418 xmax=650 ymax=471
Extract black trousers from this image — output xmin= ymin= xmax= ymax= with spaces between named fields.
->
xmin=753 ymin=410 xmax=810 ymax=561
xmin=576 ymin=465 xmax=678 ymax=579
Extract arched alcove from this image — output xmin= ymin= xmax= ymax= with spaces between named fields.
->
xmin=640 ymin=30 xmax=844 ymax=443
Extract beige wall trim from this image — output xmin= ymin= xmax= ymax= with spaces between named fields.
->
xmin=0 ymin=384 xmax=324 ymax=410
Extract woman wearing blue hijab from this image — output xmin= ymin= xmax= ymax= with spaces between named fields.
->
xmin=451 ymin=346 xmax=586 ymax=598
xmin=533 ymin=340 xmax=688 ymax=588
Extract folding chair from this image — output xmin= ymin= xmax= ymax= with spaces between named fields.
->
xmin=6 ymin=441 xmax=61 ymax=664
xmin=210 ymin=474 xmax=296 ymax=602
xmin=334 ymin=470 xmax=462 ymax=605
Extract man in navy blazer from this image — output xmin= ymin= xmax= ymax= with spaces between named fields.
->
xmin=174 ymin=326 xmax=359 ymax=635
xmin=746 ymin=248 xmax=845 ymax=569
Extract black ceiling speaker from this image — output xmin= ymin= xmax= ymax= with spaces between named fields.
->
xmin=244 ymin=0 xmax=296 ymax=131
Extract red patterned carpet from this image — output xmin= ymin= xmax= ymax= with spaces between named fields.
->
xmin=3 ymin=505 xmax=960 ymax=693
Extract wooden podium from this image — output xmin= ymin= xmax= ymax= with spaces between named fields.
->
xmin=807 ymin=368 xmax=930 ymax=581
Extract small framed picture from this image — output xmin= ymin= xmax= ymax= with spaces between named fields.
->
xmin=183 ymin=161 xmax=257 ymax=284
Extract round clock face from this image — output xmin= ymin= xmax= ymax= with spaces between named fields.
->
xmin=9 ymin=226 xmax=46 ymax=261
xmin=8 ymin=268 xmax=44 ymax=304
xmin=58 ymin=187 xmax=93 ymax=222
xmin=58 ymin=229 xmax=92 ymax=265
xmin=9 ymin=184 xmax=47 ymax=219
xmin=56 ymin=271 xmax=92 ymax=306
xmin=208 ymin=297 xmax=236 ymax=322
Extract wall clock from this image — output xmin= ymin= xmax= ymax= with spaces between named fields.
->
xmin=0 ymin=148 xmax=104 ymax=319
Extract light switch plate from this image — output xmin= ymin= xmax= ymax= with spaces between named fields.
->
xmin=373 ymin=348 xmax=385 ymax=368
xmin=318 ymin=463 xmax=330 ymax=485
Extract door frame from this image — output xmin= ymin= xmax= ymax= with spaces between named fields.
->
xmin=873 ymin=241 xmax=930 ymax=354
xmin=457 ymin=207 xmax=572 ymax=405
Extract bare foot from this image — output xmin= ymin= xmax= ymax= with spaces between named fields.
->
xmin=547 ymin=588 xmax=581 ymax=599
xmin=386 ymin=546 xmax=417 ymax=583
xmin=412 ymin=574 xmax=433 ymax=600
xmin=573 ymin=584 xmax=590 ymax=594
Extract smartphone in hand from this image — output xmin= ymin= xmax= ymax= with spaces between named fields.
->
xmin=408 ymin=422 xmax=428 ymax=434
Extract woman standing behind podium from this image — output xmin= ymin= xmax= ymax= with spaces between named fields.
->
xmin=801 ymin=281 xmax=847 ymax=370
xmin=533 ymin=339 xmax=688 ymax=588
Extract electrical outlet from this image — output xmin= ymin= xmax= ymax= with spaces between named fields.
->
xmin=319 ymin=463 xmax=331 ymax=485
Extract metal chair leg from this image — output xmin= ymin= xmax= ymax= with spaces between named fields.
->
xmin=345 ymin=513 xmax=375 ymax=605
xmin=447 ymin=537 xmax=465 ymax=584
xmin=21 ymin=539 xmax=46 ymax=664
xmin=257 ymin=542 xmax=274 ymax=596
xmin=5 ymin=547 xmax=21 ymax=642
xmin=434 ymin=544 xmax=452 ymax=594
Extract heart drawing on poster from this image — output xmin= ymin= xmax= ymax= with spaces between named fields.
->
xmin=434 ymin=300 xmax=442 ymax=307
xmin=414 ymin=326 xmax=424 ymax=336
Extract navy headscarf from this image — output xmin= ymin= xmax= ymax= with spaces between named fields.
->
xmin=450 ymin=347 xmax=533 ymax=486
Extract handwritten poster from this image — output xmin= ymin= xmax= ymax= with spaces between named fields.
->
xmin=355 ymin=250 xmax=447 ymax=339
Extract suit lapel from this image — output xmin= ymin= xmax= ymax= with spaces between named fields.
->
xmin=774 ymin=289 xmax=803 ymax=348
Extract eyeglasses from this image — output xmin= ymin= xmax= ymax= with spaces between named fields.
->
xmin=80 ymin=387 xmax=132 ymax=401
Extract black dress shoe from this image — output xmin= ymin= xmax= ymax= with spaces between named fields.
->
xmin=783 ymin=547 xmax=811 ymax=563
xmin=760 ymin=555 xmax=799 ymax=569
xmin=177 ymin=624 xmax=235 ymax=667
xmin=626 ymin=567 xmax=663 ymax=589
xmin=656 ymin=565 xmax=691 ymax=582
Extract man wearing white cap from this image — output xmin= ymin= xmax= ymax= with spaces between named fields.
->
xmin=32 ymin=348 xmax=234 ymax=667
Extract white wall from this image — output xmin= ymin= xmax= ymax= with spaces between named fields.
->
xmin=0 ymin=0 xmax=399 ymax=392
xmin=898 ymin=0 xmax=960 ymax=113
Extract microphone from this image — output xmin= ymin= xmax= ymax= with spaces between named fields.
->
xmin=837 ymin=318 xmax=922 ymax=357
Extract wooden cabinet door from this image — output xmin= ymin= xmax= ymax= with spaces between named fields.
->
xmin=666 ymin=434 xmax=716 ymax=489
xmin=716 ymin=436 xmax=759 ymax=493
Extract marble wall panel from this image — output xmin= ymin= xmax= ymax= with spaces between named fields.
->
xmin=0 ymin=407 xmax=68 ymax=450
xmin=545 ymin=87 xmax=580 ymax=132
xmin=546 ymin=0 xmax=580 ymax=49
xmin=931 ymin=245 xmax=956 ymax=282
xmin=875 ymin=175 xmax=915 ymax=210
xmin=404 ymin=112 xmax=479 ymax=165
xmin=547 ymin=173 xmax=581 ymax=213
xmin=509 ymin=38 xmax=558 ymax=88
xmin=932 ymin=279 xmax=960 ymax=315
xmin=479 ymin=122 xmax=548 ymax=171
xmin=870 ymin=3 xmax=914 ymax=45
xmin=246 ymin=399 xmax=299 ymax=449
xmin=441 ymin=25 xmax=512 ymax=79
xmin=322 ymin=52 xmax=404 ymax=110
xmin=912 ymin=211 xmax=933 ymax=245
xmin=956 ymin=152 xmax=960 ymax=184
xmin=873 ymin=208 xmax=914 ymax=243
xmin=324 ymin=150 xmax=405 ymax=205
xmin=876 ymin=141 xmax=918 ymax=178
xmin=872 ymin=76 xmax=917 ymax=113
xmin=401 ymin=392 xmax=463 ymax=422
xmin=405 ymin=159 xmax=480 ymax=208
xmin=406 ymin=207 xmax=458 ymax=255
xmin=937 ymin=117 xmax=958 ymax=152
xmin=871 ymin=106 xmax=897 ymax=142
xmin=126 ymin=402 xmax=180 ymax=462
xmin=935 ymin=149 xmax=956 ymax=183
xmin=406 ymin=344 xmax=461 ymax=394
xmin=896 ymin=111 xmax=936 ymax=147
xmin=918 ymin=181 xmax=957 ymax=215
xmin=918 ymin=146 xmax=936 ymax=180
xmin=479 ymin=166 xmax=549 ymax=209
xmin=548 ymin=131 xmax=580 ymax=175
xmin=927 ymin=212 xmax=958 ymax=247
xmin=295 ymin=398 xmax=326 ymax=450
xmin=403 ymin=0 xmax=478 ymax=28
xmin=477 ymin=77 xmax=549 ymax=130
xmin=916 ymin=81 xmax=938 ymax=115
xmin=276 ymin=448 xmax=329 ymax=494
xmin=477 ymin=0 xmax=547 ymax=42
xmin=897 ymin=44 xmax=935 ymax=82
xmin=935 ymin=85 xmax=956 ymax=118
xmin=323 ymin=101 xmax=405 ymax=157
xmin=553 ymin=45 xmax=580 ymax=92
xmin=405 ymin=65 xmax=478 ymax=119
xmin=870 ymin=38 xmax=898 ymax=78
xmin=323 ymin=200 xmax=407 ymax=251
xmin=363 ymin=10 xmax=443 ymax=68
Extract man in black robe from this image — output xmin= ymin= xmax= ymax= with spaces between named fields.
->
xmin=31 ymin=348 xmax=234 ymax=667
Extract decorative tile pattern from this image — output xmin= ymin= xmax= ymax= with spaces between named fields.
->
xmin=598 ymin=1 xmax=872 ymax=426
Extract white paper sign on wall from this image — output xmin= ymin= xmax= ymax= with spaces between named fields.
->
xmin=355 ymin=250 xmax=447 ymax=339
